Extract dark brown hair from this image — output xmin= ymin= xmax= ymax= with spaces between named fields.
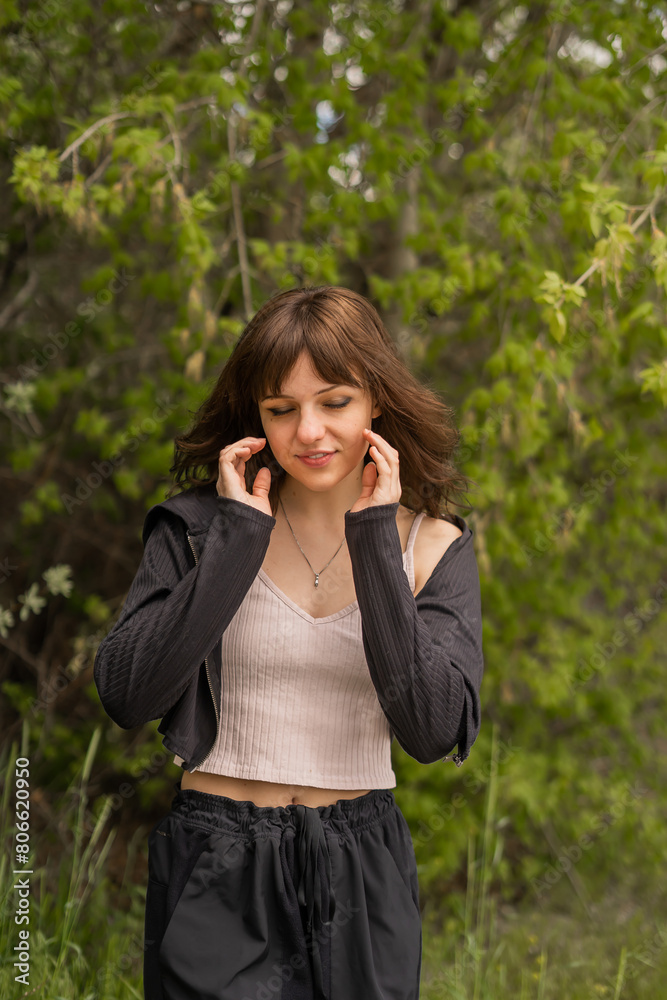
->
xmin=167 ymin=285 xmax=473 ymax=519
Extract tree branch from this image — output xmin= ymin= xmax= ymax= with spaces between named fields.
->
xmin=553 ymin=186 xmax=664 ymax=308
xmin=59 ymin=112 xmax=139 ymax=163
xmin=595 ymin=94 xmax=667 ymax=183
xmin=0 ymin=634 xmax=46 ymax=676
xmin=242 ymin=0 xmax=266 ymax=62
xmin=228 ymin=116 xmax=253 ymax=318
xmin=0 ymin=270 xmax=39 ymax=331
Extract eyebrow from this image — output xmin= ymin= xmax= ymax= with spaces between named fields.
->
xmin=261 ymin=384 xmax=350 ymax=402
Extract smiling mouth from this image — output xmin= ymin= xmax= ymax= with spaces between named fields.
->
xmin=296 ymin=452 xmax=336 ymax=465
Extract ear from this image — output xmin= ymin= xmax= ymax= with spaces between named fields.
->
xmin=371 ymin=402 xmax=382 ymax=420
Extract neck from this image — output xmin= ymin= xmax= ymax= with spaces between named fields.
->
xmin=277 ymin=468 xmax=364 ymax=528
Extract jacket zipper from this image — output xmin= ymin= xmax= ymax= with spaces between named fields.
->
xmin=187 ymin=530 xmax=219 ymax=770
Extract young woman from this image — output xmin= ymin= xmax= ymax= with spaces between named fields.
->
xmin=94 ymin=285 xmax=484 ymax=1000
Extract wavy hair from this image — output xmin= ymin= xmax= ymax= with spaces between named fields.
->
xmin=167 ymin=285 xmax=473 ymax=520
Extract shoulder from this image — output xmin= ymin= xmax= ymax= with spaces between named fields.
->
xmin=398 ymin=504 xmax=463 ymax=545
xmin=419 ymin=513 xmax=463 ymax=543
xmin=409 ymin=510 xmax=464 ymax=597
xmin=143 ymin=483 xmax=217 ymax=545
xmin=415 ymin=514 xmax=463 ymax=564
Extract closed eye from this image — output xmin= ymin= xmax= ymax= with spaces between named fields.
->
xmin=268 ymin=400 xmax=351 ymax=416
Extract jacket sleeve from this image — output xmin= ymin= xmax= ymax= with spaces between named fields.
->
xmin=93 ymin=495 xmax=276 ymax=730
xmin=344 ymin=501 xmax=484 ymax=765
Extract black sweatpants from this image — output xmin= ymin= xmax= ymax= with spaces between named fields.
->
xmin=143 ymin=780 xmax=422 ymax=1000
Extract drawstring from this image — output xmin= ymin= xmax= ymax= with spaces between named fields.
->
xmin=293 ymin=803 xmax=336 ymax=998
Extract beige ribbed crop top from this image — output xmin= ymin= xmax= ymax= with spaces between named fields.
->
xmin=173 ymin=512 xmax=427 ymax=788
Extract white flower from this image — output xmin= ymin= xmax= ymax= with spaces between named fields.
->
xmin=43 ymin=564 xmax=74 ymax=597
xmin=4 ymin=381 xmax=37 ymax=415
xmin=17 ymin=583 xmax=47 ymax=621
xmin=0 ymin=606 xmax=15 ymax=638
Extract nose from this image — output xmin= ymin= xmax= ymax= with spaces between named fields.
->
xmin=295 ymin=408 xmax=327 ymax=444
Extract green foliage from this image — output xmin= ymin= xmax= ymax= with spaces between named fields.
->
xmin=1 ymin=4 xmax=667 ymax=990
xmin=2 ymin=724 xmax=666 ymax=999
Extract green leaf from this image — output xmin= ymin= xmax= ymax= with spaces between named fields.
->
xmin=638 ymin=360 xmax=667 ymax=406
xmin=549 ymin=308 xmax=567 ymax=342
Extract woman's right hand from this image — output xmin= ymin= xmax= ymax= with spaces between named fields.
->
xmin=216 ymin=437 xmax=273 ymax=518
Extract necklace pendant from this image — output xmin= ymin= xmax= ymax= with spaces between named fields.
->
xmin=314 ymin=574 xmax=319 ymax=588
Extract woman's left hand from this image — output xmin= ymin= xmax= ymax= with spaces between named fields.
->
xmin=349 ymin=428 xmax=402 ymax=513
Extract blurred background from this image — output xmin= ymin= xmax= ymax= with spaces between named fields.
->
xmin=1 ymin=1 xmax=666 ymax=997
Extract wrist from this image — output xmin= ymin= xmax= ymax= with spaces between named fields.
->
xmin=345 ymin=501 xmax=400 ymax=522
xmin=215 ymin=494 xmax=276 ymax=527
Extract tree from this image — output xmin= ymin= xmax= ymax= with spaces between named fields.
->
xmin=1 ymin=0 xmax=666 ymax=913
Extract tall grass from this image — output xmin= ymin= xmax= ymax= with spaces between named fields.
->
xmin=419 ymin=722 xmax=664 ymax=999
xmin=1 ymin=717 xmax=664 ymax=998
xmin=420 ymin=722 xmax=550 ymax=998
xmin=0 ymin=718 xmax=144 ymax=1000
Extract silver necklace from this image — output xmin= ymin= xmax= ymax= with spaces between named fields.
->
xmin=278 ymin=495 xmax=346 ymax=588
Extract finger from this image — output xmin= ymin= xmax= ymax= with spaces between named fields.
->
xmin=220 ymin=438 xmax=265 ymax=456
xmin=224 ymin=445 xmax=251 ymax=456
xmin=221 ymin=444 xmax=254 ymax=465
xmin=368 ymin=446 xmax=400 ymax=500
xmin=357 ymin=462 xmax=377 ymax=499
xmin=221 ymin=452 xmax=247 ymax=475
xmin=365 ymin=428 xmax=395 ymax=449
xmin=369 ymin=444 xmax=391 ymax=467
xmin=252 ymin=467 xmax=271 ymax=498
xmin=367 ymin=435 xmax=399 ymax=464
xmin=368 ymin=437 xmax=400 ymax=482
xmin=377 ymin=442 xmax=399 ymax=463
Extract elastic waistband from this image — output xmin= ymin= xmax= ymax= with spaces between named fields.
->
xmin=167 ymin=781 xmax=396 ymax=836
xmin=166 ymin=782 xmax=397 ymax=997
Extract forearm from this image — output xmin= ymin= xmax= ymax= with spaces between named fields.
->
xmin=94 ymin=497 xmax=275 ymax=729
xmin=345 ymin=502 xmax=482 ymax=764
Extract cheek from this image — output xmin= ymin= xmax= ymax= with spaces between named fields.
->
xmin=343 ymin=425 xmax=370 ymax=459
xmin=349 ymin=418 xmax=369 ymax=444
xmin=263 ymin=425 xmax=281 ymax=450
xmin=266 ymin=425 xmax=293 ymax=460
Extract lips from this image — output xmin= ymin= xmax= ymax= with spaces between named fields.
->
xmin=297 ymin=452 xmax=335 ymax=467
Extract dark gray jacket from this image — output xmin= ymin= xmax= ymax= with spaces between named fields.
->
xmin=93 ymin=483 xmax=484 ymax=772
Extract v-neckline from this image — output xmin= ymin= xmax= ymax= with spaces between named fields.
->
xmin=257 ymin=568 xmax=360 ymax=624
xmin=258 ymin=546 xmax=413 ymax=624
xmin=257 ymin=511 xmax=421 ymax=623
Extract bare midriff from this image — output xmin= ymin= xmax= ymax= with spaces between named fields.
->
xmin=180 ymin=770 xmax=371 ymax=807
